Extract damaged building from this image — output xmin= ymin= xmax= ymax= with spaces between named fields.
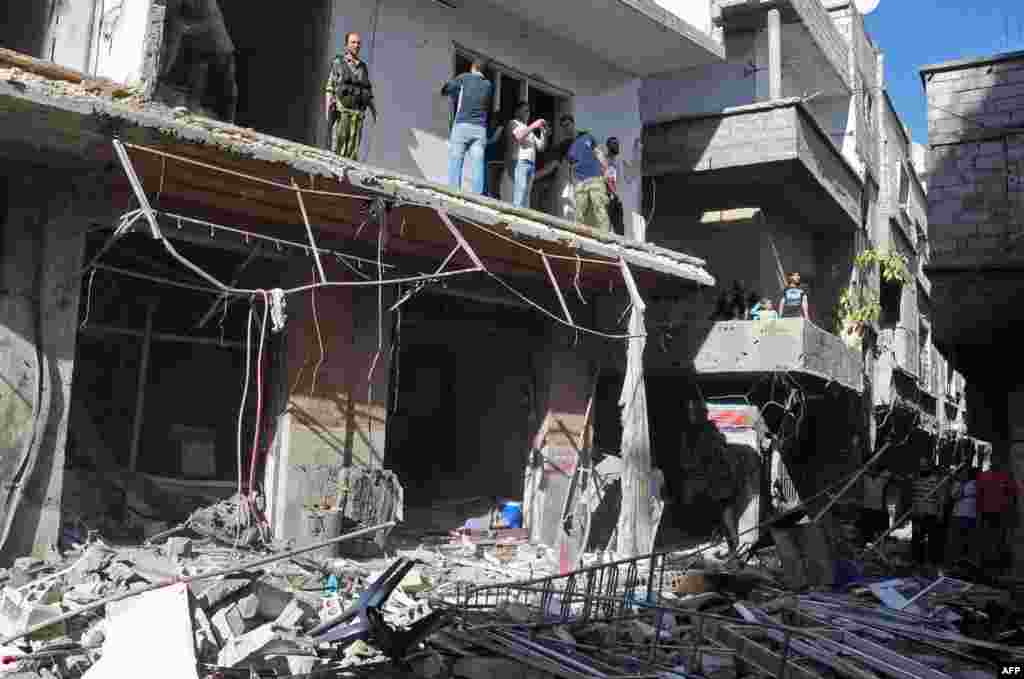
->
xmin=0 ymin=0 xmax=729 ymax=563
xmin=635 ymin=0 xmax=984 ymax=551
xmin=0 ymin=0 xmax=989 ymax=574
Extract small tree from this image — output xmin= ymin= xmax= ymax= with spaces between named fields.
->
xmin=836 ymin=248 xmax=911 ymax=350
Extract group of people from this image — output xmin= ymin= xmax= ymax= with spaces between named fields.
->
xmin=711 ymin=273 xmax=811 ymax=322
xmin=860 ymin=458 xmax=1016 ymax=570
xmin=323 ymin=39 xmax=630 ymax=233
xmin=441 ymin=59 xmax=631 ymax=231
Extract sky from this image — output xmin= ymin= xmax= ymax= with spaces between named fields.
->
xmin=864 ymin=1 xmax=1024 ymax=144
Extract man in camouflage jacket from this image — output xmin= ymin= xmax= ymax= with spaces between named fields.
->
xmin=325 ymin=32 xmax=377 ymax=160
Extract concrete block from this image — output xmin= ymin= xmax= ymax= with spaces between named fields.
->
xmin=164 ymin=537 xmax=193 ymax=561
xmin=252 ymin=580 xmax=294 ymax=619
xmin=273 ymin=597 xmax=317 ymax=630
xmin=216 ymin=623 xmax=294 ymax=668
xmin=191 ymin=603 xmax=219 ymax=661
xmin=104 ymin=561 xmax=136 ymax=584
xmin=123 ymin=549 xmax=179 ymax=582
xmin=210 ymin=592 xmax=262 ymax=644
xmin=236 ymin=593 xmax=261 ymax=622
xmin=12 ymin=557 xmax=42 ymax=572
xmin=193 ymin=576 xmax=252 ymax=609
xmin=211 ymin=603 xmax=246 ymax=643
xmin=68 ymin=544 xmax=114 ymax=585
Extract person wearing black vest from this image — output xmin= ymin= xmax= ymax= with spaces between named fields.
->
xmin=778 ymin=272 xmax=809 ymax=319
xmin=325 ymin=32 xmax=377 ymax=160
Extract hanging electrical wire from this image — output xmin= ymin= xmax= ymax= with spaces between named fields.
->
xmin=235 ymin=302 xmax=254 ymax=518
xmin=309 ymin=265 xmax=326 ymax=396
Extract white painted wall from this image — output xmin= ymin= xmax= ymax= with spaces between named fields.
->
xmin=326 ymin=0 xmax=646 ymax=228
xmin=92 ymin=0 xmax=152 ymax=85
xmin=653 ymin=0 xmax=713 ymax=34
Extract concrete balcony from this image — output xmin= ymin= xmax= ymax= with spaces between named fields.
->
xmin=490 ymin=0 xmax=724 ymax=75
xmin=713 ymin=0 xmax=850 ymax=92
xmin=649 ymin=318 xmax=863 ymax=392
xmin=644 ymin=99 xmax=863 ymax=232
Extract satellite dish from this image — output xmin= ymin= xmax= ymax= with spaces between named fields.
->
xmin=854 ymin=0 xmax=880 ymax=15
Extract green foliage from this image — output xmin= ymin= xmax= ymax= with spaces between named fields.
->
xmin=834 ymin=248 xmax=909 ymax=335
xmin=853 ymin=248 xmax=912 ymax=285
xmin=836 ymin=286 xmax=880 ymax=333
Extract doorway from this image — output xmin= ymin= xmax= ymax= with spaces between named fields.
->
xmin=218 ymin=0 xmax=331 ymax=144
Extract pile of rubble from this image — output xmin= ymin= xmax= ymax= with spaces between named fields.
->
xmin=0 ymin=493 xmax=558 ymax=679
xmin=1 ymin=497 xmax=1022 ymax=679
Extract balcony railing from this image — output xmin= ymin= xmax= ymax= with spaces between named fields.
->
xmin=649 ymin=318 xmax=863 ymax=392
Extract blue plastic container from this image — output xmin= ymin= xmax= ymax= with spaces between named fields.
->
xmin=500 ymin=501 xmax=523 ymax=529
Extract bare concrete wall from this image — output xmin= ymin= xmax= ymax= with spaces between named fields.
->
xmin=646 ymin=206 xmax=819 ymax=317
xmin=0 ymin=167 xmax=115 ymax=564
xmin=924 ymin=55 xmax=1024 ymax=268
xmin=271 ymin=260 xmax=393 ymax=541
xmin=640 ymin=30 xmax=757 ymax=122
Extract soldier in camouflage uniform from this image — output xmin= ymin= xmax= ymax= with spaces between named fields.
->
xmin=324 ymin=32 xmax=377 ymax=160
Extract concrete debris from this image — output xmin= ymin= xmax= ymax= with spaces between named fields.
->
xmin=0 ymin=495 xmax=1022 ymax=679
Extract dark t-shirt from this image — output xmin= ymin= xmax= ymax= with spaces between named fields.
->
xmin=442 ymin=73 xmax=493 ymax=126
xmin=567 ymin=133 xmax=602 ymax=182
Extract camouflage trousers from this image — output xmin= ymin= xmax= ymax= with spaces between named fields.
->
xmin=574 ymin=177 xmax=611 ymax=232
xmin=330 ymin=107 xmax=365 ymax=160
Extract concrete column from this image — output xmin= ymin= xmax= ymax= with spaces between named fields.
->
xmin=268 ymin=263 xmax=393 ymax=542
xmin=0 ymin=168 xmax=111 ymax=563
xmin=524 ymin=330 xmax=595 ymax=556
xmin=767 ymin=9 xmax=782 ymax=100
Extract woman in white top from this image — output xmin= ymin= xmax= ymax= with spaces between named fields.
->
xmin=506 ymin=101 xmax=548 ymax=208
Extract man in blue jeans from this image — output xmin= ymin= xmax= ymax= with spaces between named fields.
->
xmin=441 ymin=59 xmax=493 ymax=194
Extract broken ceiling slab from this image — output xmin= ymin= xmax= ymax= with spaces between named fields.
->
xmin=0 ymin=59 xmax=714 ymax=288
